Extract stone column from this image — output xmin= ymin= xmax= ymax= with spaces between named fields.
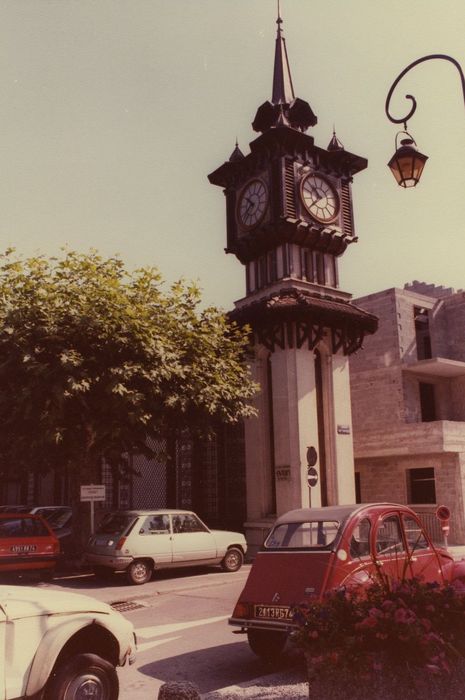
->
xmin=270 ymin=346 xmax=317 ymax=513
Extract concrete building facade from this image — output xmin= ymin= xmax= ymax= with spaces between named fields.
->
xmin=350 ymin=281 xmax=465 ymax=544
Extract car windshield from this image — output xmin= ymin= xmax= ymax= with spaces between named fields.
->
xmin=0 ymin=517 xmax=49 ymax=537
xmin=46 ymin=509 xmax=72 ymax=529
xmin=96 ymin=513 xmax=136 ymax=536
xmin=264 ymin=520 xmax=340 ymax=549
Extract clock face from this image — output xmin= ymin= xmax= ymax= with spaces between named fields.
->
xmin=300 ymin=174 xmax=339 ymax=223
xmin=237 ymin=179 xmax=268 ymax=229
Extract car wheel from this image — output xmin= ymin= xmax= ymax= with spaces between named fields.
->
xmin=44 ymin=652 xmax=118 ymax=700
xmin=221 ymin=547 xmax=244 ymax=572
xmin=127 ymin=559 xmax=152 ymax=585
xmin=247 ymin=629 xmax=287 ymax=661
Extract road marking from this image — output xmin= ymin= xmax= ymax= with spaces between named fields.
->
xmin=136 ymin=615 xmax=229 ymax=639
xmin=136 ymin=635 xmax=181 ymax=653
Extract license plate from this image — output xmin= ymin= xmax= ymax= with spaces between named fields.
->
xmin=254 ymin=605 xmax=293 ymax=620
xmin=11 ymin=544 xmax=37 ymax=553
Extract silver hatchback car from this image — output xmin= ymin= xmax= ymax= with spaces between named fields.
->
xmin=85 ymin=509 xmax=247 ymax=585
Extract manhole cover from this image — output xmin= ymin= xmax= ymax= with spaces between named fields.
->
xmin=111 ymin=600 xmax=147 ymax=612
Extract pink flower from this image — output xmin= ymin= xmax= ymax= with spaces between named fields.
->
xmin=394 ymin=607 xmax=416 ymax=624
xmin=358 ymin=616 xmax=378 ymax=628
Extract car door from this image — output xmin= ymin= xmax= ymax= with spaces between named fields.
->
xmin=134 ymin=514 xmax=173 ymax=564
xmin=170 ymin=513 xmax=217 ymax=563
xmin=373 ymin=513 xmax=411 ymax=583
xmin=401 ymin=512 xmax=445 ymax=583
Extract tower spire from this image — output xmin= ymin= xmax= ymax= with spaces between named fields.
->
xmin=272 ymin=2 xmax=295 ymax=104
xmin=251 ymin=4 xmax=317 ymax=133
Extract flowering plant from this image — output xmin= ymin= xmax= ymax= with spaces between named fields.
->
xmin=292 ymin=577 xmax=465 ymax=679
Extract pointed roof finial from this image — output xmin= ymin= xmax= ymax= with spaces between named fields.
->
xmin=252 ymin=3 xmax=317 ymax=133
xmin=327 ymin=126 xmax=345 ymax=151
xmin=277 ymin=0 xmax=282 ymax=29
xmin=229 ymin=138 xmax=245 ymax=162
xmin=272 ymin=1 xmax=294 ymax=104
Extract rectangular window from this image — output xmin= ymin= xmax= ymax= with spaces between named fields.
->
xmin=419 ymin=382 xmax=436 ymax=421
xmin=325 ymin=254 xmax=337 ymax=287
xmin=316 ymin=252 xmax=325 ymax=285
xmin=300 ymin=248 xmax=313 ymax=282
xmin=408 ymin=467 xmax=436 ymax=504
xmin=268 ymin=249 xmax=277 ymax=283
xmin=414 ymin=307 xmax=432 ymax=360
xmin=282 ymin=244 xmax=289 ymax=277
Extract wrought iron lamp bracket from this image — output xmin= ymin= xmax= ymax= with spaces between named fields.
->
xmin=385 ymin=53 xmax=465 ymax=130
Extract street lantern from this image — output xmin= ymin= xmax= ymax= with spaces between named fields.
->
xmin=387 ymin=133 xmax=428 ymax=188
xmin=385 ymin=54 xmax=465 ymax=187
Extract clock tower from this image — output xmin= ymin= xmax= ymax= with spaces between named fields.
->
xmin=208 ymin=11 xmax=377 ymax=552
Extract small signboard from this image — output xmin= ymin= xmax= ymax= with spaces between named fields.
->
xmin=80 ymin=484 xmax=106 ymax=502
xmin=307 ymin=467 xmax=318 ymax=488
xmin=276 ymin=467 xmax=291 ymax=482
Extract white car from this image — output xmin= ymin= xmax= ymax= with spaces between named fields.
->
xmin=85 ymin=509 xmax=248 ymax=584
xmin=0 ymin=585 xmax=136 ymax=700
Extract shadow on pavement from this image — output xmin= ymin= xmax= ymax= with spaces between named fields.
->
xmin=137 ymin=641 xmax=305 ymax=695
xmin=44 ymin=564 xmax=233 ymax=591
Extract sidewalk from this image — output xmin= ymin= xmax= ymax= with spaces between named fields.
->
xmin=202 ymin=670 xmax=308 ymax=699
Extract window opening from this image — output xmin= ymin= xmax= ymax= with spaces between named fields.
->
xmin=408 ymin=467 xmax=436 ymax=504
xmin=419 ymin=382 xmax=436 ymax=422
xmin=414 ymin=307 xmax=432 ymax=360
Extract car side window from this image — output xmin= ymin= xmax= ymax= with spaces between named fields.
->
xmin=403 ymin=515 xmax=429 ymax=551
xmin=0 ymin=518 xmax=23 ymax=537
xmin=26 ymin=518 xmax=49 ymax=537
xmin=139 ymin=515 xmax=170 ymax=535
xmin=349 ymin=517 xmax=371 ymax=559
xmin=375 ymin=515 xmax=405 ymax=555
xmin=172 ymin=514 xmax=208 ymax=534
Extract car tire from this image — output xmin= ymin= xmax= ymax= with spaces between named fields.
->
xmin=44 ymin=652 xmax=118 ymax=700
xmin=247 ymin=629 xmax=287 ymax=661
xmin=126 ymin=559 xmax=152 ymax=585
xmin=221 ymin=547 xmax=244 ymax=572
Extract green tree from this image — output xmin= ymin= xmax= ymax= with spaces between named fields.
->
xmin=0 ymin=249 xmax=257 ymax=509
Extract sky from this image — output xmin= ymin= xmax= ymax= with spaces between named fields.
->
xmin=1 ymin=0 xmax=464 ymax=310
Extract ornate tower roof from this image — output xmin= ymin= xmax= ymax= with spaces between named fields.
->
xmin=271 ymin=11 xmax=294 ymax=104
xmin=252 ymin=8 xmax=317 ymax=133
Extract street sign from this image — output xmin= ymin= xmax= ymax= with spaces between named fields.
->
xmin=80 ymin=485 xmax=106 ymax=535
xmin=80 ymin=484 xmax=106 ymax=502
xmin=306 ymin=446 xmax=317 ymax=467
xmin=307 ymin=467 xmax=318 ymax=488
xmin=435 ymin=505 xmax=451 ymax=522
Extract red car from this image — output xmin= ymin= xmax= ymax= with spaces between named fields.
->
xmin=230 ymin=503 xmax=465 ymax=659
xmin=0 ymin=513 xmax=60 ymax=580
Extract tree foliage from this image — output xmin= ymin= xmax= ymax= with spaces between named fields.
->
xmin=0 ymin=249 xmax=257 ymax=482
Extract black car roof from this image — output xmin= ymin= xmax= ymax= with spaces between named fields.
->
xmin=273 ymin=503 xmax=410 ymax=526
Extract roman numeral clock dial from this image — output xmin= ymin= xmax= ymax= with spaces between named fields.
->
xmin=237 ymin=179 xmax=268 ymax=229
xmin=300 ymin=173 xmax=339 ymax=224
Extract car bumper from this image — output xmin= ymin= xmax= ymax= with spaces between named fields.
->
xmin=84 ymin=553 xmax=133 ymax=571
xmin=229 ymin=616 xmax=296 ymax=634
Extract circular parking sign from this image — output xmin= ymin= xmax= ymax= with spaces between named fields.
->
xmin=307 ymin=467 xmax=318 ymax=488
xmin=436 ymin=505 xmax=451 ymax=522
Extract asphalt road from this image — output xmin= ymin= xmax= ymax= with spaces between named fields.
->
xmin=40 ymin=565 xmax=309 ymax=699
